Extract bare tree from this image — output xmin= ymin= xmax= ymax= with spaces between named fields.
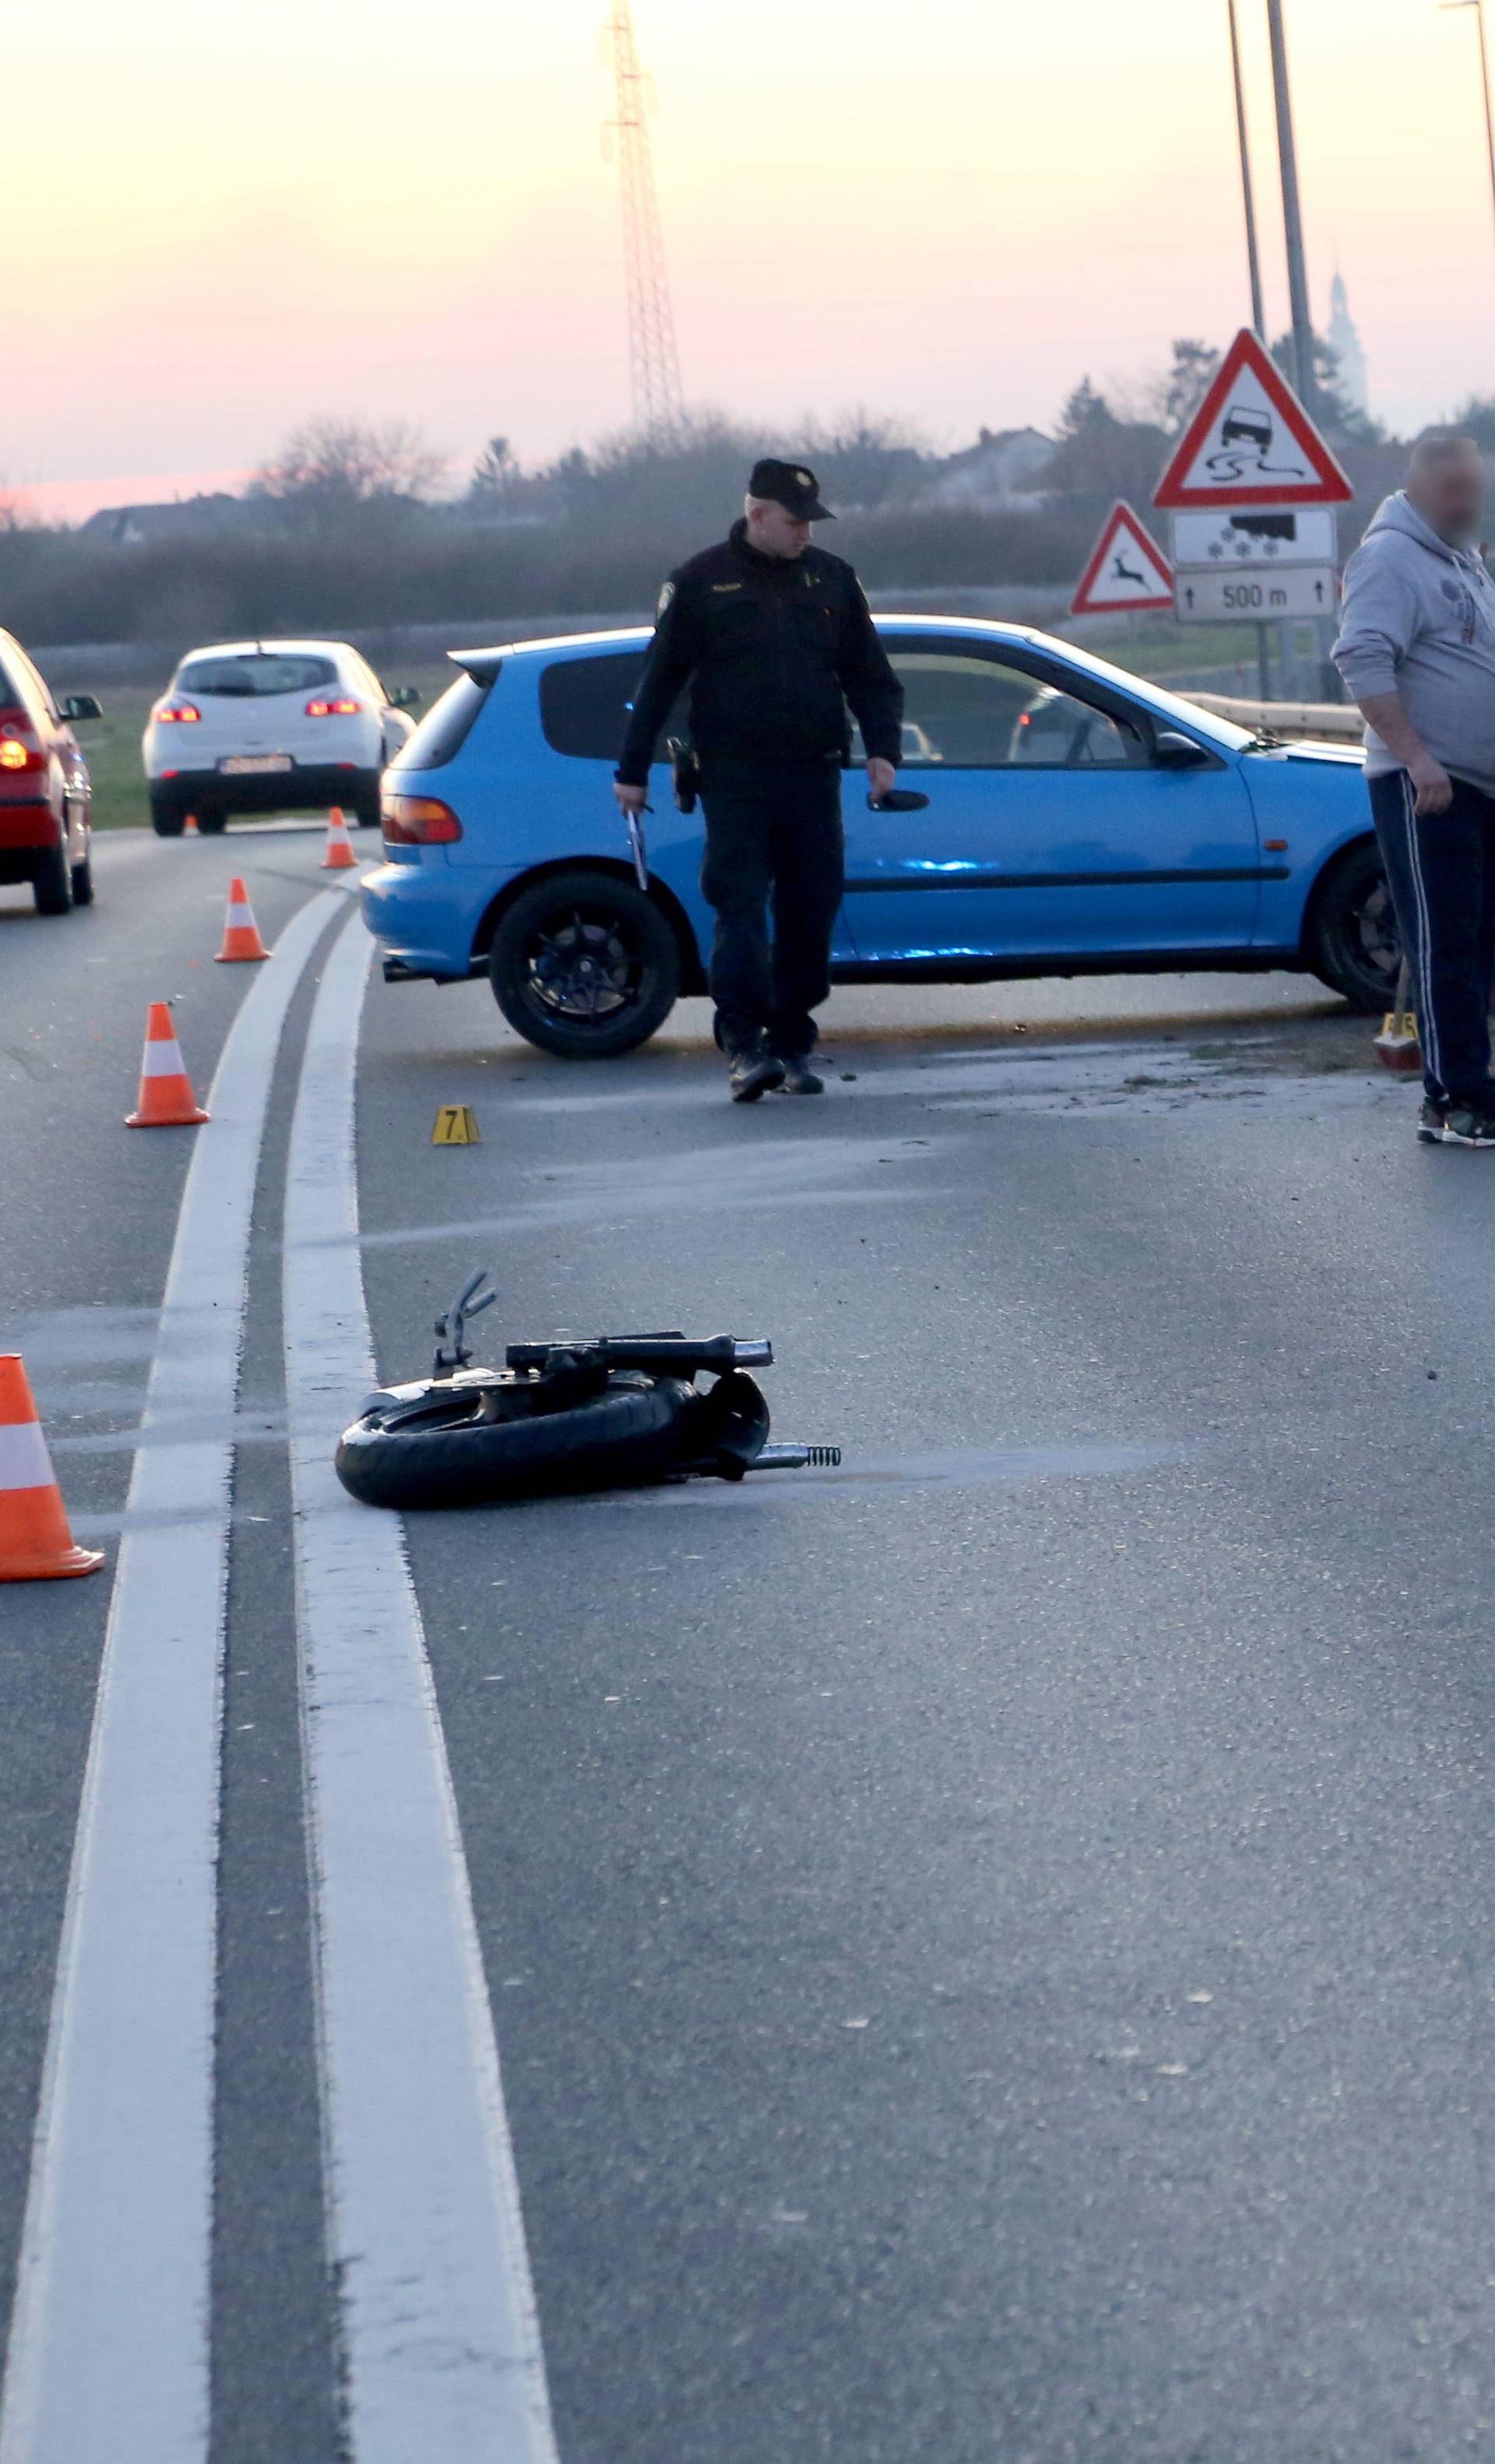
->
xmin=468 ymin=435 xmax=519 ymax=505
xmin=795 ymin=409 xmax=930 ymax=511
xmin=252 ymin=417 xmax=446 ymax=518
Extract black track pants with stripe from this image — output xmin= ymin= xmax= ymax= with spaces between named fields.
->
xmin=1368 ymin=768 xmax=1495 ymax=1108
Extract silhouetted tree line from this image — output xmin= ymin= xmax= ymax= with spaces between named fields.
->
xmin=0 ymin=343 xmax=1443 ymax=649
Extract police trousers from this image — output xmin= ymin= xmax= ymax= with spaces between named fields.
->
xmin=1369 ymin=768 xmax=1495 ymax=1108
xmin=698 ymin=755 xmax=844 ymax=1056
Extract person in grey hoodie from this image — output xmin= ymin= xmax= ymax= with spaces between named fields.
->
xmin=1334 ymin=435 xmax=1495 ymax=1144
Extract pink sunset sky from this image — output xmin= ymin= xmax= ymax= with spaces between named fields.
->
xmin=5 ymin=0 xmax=1492 ymax=521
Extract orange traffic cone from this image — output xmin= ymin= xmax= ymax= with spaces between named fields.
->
xmin=125 ymin=1002 xmax=209 ymax=1127
xmin=184 ymin=812 xmax=199 ymax=837
xmin=215 ymin=877 xmax=269 ymax=963
xmin=0 ymin=1356 xmax=104 ymax=1581
xmin=321 ymin=806 xmax=357 ymax=870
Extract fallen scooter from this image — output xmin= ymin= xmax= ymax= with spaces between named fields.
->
xmin=335 ymin=1271 xmax=840 ymax=1510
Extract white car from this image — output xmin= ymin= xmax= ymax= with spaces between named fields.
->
xmin=142 ymin=638 xmax=420 ymax=835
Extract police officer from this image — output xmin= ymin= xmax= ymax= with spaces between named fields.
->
xmin=614 ymin=458 xmax=904 ymax=1101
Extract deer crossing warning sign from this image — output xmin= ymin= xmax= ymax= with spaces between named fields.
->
xmin=1070 ymin=501 xmax=1174 ymax=616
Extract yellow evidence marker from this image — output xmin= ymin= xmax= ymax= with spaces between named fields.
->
xmin=431 ymin=1105 xmax=480 ymax=1145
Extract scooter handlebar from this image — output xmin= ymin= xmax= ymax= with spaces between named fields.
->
xmin=504 ymin=1334 xmax=773 ymax=1376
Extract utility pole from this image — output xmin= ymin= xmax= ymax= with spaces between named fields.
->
xmin=1263 ymin=0 xmax=1322 ymax=700
xmin=1223 ymin=0 xmax=1271 ymax=697
xmin=1440 ymin=0 xmax=1495 ymax=269
xmin=600 ymin=2 xmax=685 ymax=439
xmin=1226 ymin=0 xmax=1267 ymax=336
xmin=1265 ymin=0 xmax=1317 ymax=413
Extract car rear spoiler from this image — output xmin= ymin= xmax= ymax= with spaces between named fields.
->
xmin=447 ymin=647 xmax=506 ymax=681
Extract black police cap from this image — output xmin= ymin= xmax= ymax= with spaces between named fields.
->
xmin=748 ymin=458 xmax=835 ymax=521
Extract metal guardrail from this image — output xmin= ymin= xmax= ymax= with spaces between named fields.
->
xmin=1185 ymin=691 xmax=1363 ymax=745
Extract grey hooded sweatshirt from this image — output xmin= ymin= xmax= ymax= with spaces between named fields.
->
xmin=1333 ymin=491 xmax=1495 ymax=796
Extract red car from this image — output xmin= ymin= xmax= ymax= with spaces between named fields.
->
xmin=0 ymin=627 xmax=101 ymax=914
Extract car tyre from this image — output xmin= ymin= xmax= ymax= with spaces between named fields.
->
xmin=488 ymin=869 xmax=681 ymax=1058
xmin=353 ymin=779 xmax=382 ymax=829
xmin=32 ymin=845 xmax=72 ymax=916
xmin=336 ymin=1375 xmax=695 ymax=1509
xmin=1309 ymin=840 xmax=1400 ymax=1014
xmin=150 ymin=790 xmax=185 ymax=838
xmin=196 ymin=807 xmax=227 ymax=835
xmin=70 ymin=849 xmax=94 ymax=906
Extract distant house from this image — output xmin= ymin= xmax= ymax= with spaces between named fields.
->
xmin=921 ymin=427 xmax=1054 ymax=510
xmin=76 ymin=493 xmax=262 ymax=545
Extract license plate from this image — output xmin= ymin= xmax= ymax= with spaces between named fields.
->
xmin=220 ymin=754 xmax=293 ymax=775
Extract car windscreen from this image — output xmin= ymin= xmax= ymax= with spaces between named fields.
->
xmin=176 ymin=654 xmax=339 ymax=699
xmin=1032 ymin=637 xmax=1258 ymax=750
xmin=388 ymin=671 xmax=493 ymax=772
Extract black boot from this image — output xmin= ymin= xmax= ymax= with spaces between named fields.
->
xmin=727 ymin=1034 xmax=785 ymax=1102
xmin=776 ymin=1053 xmax=825 ymax=1094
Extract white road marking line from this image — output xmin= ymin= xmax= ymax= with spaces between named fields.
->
xmin=0 ymin=885 xmax=350 ymax=2464
xmin=282 ymin=918 xmax=557 ymax=2464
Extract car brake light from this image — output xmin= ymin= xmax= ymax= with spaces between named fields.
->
xmin=157 ymin=704 xmax=201 ymax=723
xmin=382 ymin=793 xmax=463 ymax=845
xmin=306 ymin=697 xmax=362 ymax=717
xmin=0 ymin=720 xmax=40 ymax=772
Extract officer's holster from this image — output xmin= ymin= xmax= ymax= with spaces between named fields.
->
xmin=667 ymin=737 xmax=701 ymax=814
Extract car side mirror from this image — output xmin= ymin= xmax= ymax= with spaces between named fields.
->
xmin=868 ymin=787 xmax=930 ymax=812
xmin=62 ymin=694 xmax=103 ymax=722
xmin=390 ymin=684 xmax=420 ymax=710
xmin=1153 ymin=729 xmax=1208 ymax=768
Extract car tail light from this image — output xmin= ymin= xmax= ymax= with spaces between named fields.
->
xmin=156 ymin=703 xmax=201 ymax=723
xmin=382 ymin=793 xmax=463 ymax=845
xmin=306 ymin=697 xmax=362 ymax=717
xmin=0 ymin=717 xmax=40 ymax=772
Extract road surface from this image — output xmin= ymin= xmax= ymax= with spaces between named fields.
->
xmin=2 ymin=830 xmax=1492 ymax=2464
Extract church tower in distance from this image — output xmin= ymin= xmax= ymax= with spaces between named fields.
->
xmin=1327 ymin=269 xmax=1370 ymax=415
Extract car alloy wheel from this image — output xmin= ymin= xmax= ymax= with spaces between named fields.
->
xmin=488 ymin=868 xmax=681 ymax=1058
xmin=1311 ymin=842 xmax=1400 ymax=1013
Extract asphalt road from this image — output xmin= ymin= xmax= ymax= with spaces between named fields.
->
xmin=2 ymin=830 xmax=1493 ymax=2463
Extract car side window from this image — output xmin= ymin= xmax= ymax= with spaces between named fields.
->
xmin=540 ymin=652 xmax=686 ymax=761
xmin=858 ymin=649 xmax=1145 ymax=770
xmin=7 ymin=641 xmax=58 ymax=724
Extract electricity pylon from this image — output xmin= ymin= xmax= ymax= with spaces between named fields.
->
xmin=600 ymin=2 xmax=686 ymax=438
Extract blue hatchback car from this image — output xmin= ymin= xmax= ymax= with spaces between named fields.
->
xmin=361 ymin=617 xmax=1390 ymax=1058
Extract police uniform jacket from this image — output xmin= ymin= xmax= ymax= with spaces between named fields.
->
xmin=615 ymin=518 xmax=904 ymax=786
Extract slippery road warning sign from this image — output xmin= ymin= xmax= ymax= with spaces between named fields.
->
xmin=1070 ymin=501 xmax=1174 ymax=614
xmin=1153 ymin=329 xmax=1353 ymax=511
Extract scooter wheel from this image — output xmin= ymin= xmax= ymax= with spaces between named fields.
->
xmin=334 ymin=1375 xmax=695 ymax=1510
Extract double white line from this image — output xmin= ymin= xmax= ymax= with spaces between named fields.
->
xmin=0 ymin=898 xmax=555 ymax=2463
